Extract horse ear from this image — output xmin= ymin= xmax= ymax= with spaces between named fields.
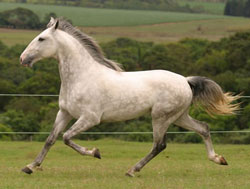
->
xmin=47 ymin=17 xmax=56 ymax=28
xmin=50 ymin=17 xmax=55 ymax=24
xmin=54 ymin=20 xmax=59 ymax=30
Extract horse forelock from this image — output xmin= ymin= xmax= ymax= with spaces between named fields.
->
xmin=47 ymin=18 xmax=123 ymax=72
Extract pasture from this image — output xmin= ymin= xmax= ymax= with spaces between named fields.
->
xmin=178 ymin=0 xmax=225 ymax=15
xmin=0 ymin=139 xmax=250 ymax=188
xmin=0 ymin=2 xmax=227 ymax=27
xmin=1 ymin=17 xmax=250 ymax=46
xmin=1 ymin=2 xmax=250 ymax=46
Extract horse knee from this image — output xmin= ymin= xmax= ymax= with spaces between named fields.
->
xmin=156 ymin=134 xmax=167 ymax=151
xmin=158 ymin=142 xmax=167 ymax=152
xmin=152 ymin=141 xmax=167 ymax=155
xmin=193 ymin=119 xmax=210 ymax=138
xmin=46 ymin=135 xmax=57 ymax=146
xmin=46 ymin=139 xmax=55 ymax=147
xmin=198 ymin=127 xmax=210 ymax=139
xmin=63 ymin=133 xmax=70 ymax=145
xmin=200 ymin=122 xmax=210 ymax=138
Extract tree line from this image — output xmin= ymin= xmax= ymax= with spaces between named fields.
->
xmin=0 ymin=32 xmax=250 ymax=143
xmin=224 ymin=0 xmax=250 ymax=17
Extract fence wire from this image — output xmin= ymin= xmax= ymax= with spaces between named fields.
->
xmin=0 ymin=131 xmax=250 ymax=135
xmin=0 ymin=94 xmax=250 ymax=98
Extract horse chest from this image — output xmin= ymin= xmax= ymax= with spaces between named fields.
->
xmin=59 ymin=88 xmax=98 ymax=118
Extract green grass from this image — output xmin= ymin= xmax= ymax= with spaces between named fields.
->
xmin=0 ymin=2 xmax=227 ymax=26
xmin=1 ymin=2 xmax=250 ymax=47
xmin=1 ymin=16 xmax=250 ymax=47
xmin=0 ymin=28 xmax=40 ymax=47
xmin=0 ymin=139 xmax=250 ymax=188
xmin=178 ymin=0 xmax=226 ymax=15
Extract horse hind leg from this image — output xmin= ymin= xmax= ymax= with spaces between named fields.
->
xmin=63 ymin=115 xmax=101 ymax=159
xmin=174 ymin=112 xmax=228 ymax=165
xmin=126 ymin=117 xmax=170 ymax=177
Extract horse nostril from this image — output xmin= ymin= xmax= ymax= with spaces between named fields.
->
xmin=20 ymin=57 xmax=23 ymax=64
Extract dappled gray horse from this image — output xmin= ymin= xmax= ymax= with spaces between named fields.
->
xmin=20 ymin=18 xmax=239 ymax=177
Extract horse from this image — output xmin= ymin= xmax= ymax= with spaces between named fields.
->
xmin=20 ymin=18 xmax=240 ymax=177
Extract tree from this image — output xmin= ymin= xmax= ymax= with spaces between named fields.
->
xmin=0 ymin=79 xmax=16 ymax=110
xmin=224 ymin=0 xmax=250 ymax=17
xmin=0 ymin=7 xmax=41 ymax=29
xmin=102 ymin=38 xmax=153 ymax=71
xmin=142 ymin=43 xmax=193 ymax=75
xmin=0 ymin=13 xmax=7 ymax=26
xmin=224 ymin=0 xmax=232 ymax=15
xmin=195 ymin=50 xmax=227 ymax=76
xmin=0 ymin=56 xmax=33 ymax=86
xmin=0 ymin=123 xmax=12 ymax=140
xmin=18 ymin=71 xmax=60 ymax=94
xmin=0 ymin=41 xmax=8 ymax=56
xmin=0 ymin=109 xmax=40 ymax=139
xmin=244 ymin=0 xmax=250 ymax=17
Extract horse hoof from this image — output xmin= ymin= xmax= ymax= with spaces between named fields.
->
xmin=22 ymin=166 xmax=33 ymax=174
xmin=93 ymin=148 xmax=101 ymax=159
xmin=220 ymin=156 xmax=228 ymax=165
xmin=125 ymin=171 xmax=135 ymax=177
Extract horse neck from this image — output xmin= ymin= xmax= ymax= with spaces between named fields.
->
xmin=56 ymin=33 xmax=99 ymax=83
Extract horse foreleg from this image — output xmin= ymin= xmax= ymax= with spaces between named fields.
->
xmin=22 ymin=110 xmax=72 ymax=174
xmin=62 ymin=114 xmax=101 ymax=159
xmin=175 ymin=112 xmax=228 ymax=165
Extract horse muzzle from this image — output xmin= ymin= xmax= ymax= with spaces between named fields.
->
xmin=20 ymin=55 xmax=34 ymax=67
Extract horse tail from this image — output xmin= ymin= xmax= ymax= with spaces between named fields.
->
xmin=187 ymin=76 xmax=241 ymax=115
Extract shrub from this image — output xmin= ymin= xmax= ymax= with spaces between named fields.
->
xmin=0 ymin=7 xmax=41 ymax=29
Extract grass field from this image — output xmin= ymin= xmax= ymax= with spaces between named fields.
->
xmin=0 ymin=2 xmax=227 ymax=27
xmin=1 ymin=17 xmax=250 ymax=46
xmin=1 ymin=2 xmax=250 ymax=47
xmin=0 ymin=139 xmax=250 ymax=188
xmin=178 ymin=0 xmax=225 ymax=15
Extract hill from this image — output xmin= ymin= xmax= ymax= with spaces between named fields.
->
xmin=0 ymin=0 xmax=223 ymax=13
xmin=0 ymin=2 xmax=226 ymax=27
xmin=1 ymin=16 xmax=250 ymax=46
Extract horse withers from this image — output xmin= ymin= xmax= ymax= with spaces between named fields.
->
xmin=20 ymin=18 xmax=240 ymax=177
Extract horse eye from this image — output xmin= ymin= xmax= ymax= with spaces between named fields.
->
xmin=38 ymin=37 xmax=45 ymax=42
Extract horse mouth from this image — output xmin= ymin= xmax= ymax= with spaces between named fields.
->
xmin=21 ymin=62 xmax=32 ymax=67
xmin=20 ymin=56 xmax=34 ymax=67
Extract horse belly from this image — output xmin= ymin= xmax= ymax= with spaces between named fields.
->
xmin=101 ymin=109 xmax=151 ymax=122
xmin=101 ymin=99 xmax=152 ymax=122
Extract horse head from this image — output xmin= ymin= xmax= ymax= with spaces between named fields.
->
xmin=20 ymin=18 xmax=59 ymax=67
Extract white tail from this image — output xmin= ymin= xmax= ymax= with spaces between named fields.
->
xmin=187 ymin=76 xmax=240 ymax=115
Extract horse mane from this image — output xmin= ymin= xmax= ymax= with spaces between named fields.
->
xmin=47 ymin=18 xmax=123 ymax=72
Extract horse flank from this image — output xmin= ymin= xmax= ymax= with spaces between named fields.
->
xmin=48 ymin=18 xmax=123 ymax=72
